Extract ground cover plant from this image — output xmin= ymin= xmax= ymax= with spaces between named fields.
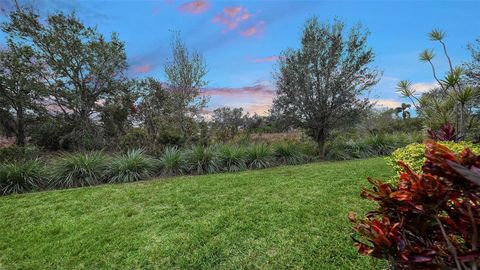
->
xmin=0 ymin=158 xmax=392 ymax=269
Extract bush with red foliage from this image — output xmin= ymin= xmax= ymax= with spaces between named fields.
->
xmin=349 ymin=140 xmax=480 ymax=269
xmin=428 ymin=123 xmax=457 ymax=141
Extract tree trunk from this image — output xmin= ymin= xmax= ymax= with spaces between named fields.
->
xmin=315 ymin=128 xmax=327 ymax=159
xmin=16 ymin=107 xmax=25 ymax=146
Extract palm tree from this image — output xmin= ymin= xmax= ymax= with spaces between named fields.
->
xmin=395 ymin=103 xmax=411 ymax=120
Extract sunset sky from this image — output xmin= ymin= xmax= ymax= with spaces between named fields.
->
xmin=1 ymin=0 xmax=479 ymax=115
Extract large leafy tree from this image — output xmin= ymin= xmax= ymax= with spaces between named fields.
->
xmin=272 ymin=17 xmax=379 ymax=157
xmin=0 ymin=41 xmax=46 ymax=146
xmin=2 ymin=10 xmax=128 ymax=149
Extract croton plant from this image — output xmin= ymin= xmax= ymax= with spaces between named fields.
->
xmin=349 ymin=140 xmax=480 ymax=269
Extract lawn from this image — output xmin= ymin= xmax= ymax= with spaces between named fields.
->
xmin=0 ymin=158 xmax=392 ymax=269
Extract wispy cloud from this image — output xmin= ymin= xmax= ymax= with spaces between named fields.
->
xmin=178 ymin=0 xmax=209 ymax=14
xmin=132 ymin=64 xmax=152 ymax=74
xmin=251 ymin=55 xmax=279 ymax=63
xmin=373 ymin=99 xmax=402 ymax=108
xmin=212 ymin=6 xmax=252 ymax=33
xmin=241 ymin=21 xmax=265 ymax=37
xmin=411 ymin=81 xmax=439 ymax=93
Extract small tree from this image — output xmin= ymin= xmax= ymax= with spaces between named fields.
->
xmin=395 ymin=103 xmax=411 ymax=120
xmin=272 ymin=17 xmax=379 ymax=157
xmin=164 ymin=33 xmax=208 ymax=140
xmin=397 ymin=30 xmax=479 ymax=140
xmin=212 ymin=107 xmax=244 ymax=142
xmin=0 ymin=41 xmax=46 ymax=146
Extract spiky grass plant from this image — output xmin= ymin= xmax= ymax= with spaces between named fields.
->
xmin=50 ymin=152 xmax=108 ymax=188
xmin=0 ymin=160 xmax=46 ymax=195
xmin=187 ymin=145 xmax=220 ymax=174
xmin=106 ymin=149 xmax=159 ymax=183
xmin=159 ymin=146 xmax=187 ymax=176
xmin=218 ymin=145 xmax=246 ymax=172
xmin=273 ymin=142 xmax=304 ymax=165
xmin=245 ymin=144 xmax=272 ymax=169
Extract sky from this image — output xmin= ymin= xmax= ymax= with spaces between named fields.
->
xmin=1 ymin=0 xmax=480 ymax=115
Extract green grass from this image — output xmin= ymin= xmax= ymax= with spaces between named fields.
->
xmin=0 ymin=158 xmax=391 ymax=269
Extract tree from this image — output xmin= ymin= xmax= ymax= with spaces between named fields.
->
xmin=0 ymin=41 xmax=46 ymax=146
xmin=3 ymin=10 xmax=128 ymax=149
xmin=272 ymin=17 xmax=379 ymax=157
xmin=212 ymin=107 xmax=244 ymax=141
xmin=397 ymin=30 xmax=479 ymax=140
xmin=164 ymin=33 xmax=208 ymax=140
xmin=465 ymin=37 xmax=480 ymax=87
xmin=394 ymin=103 xmax=411 ymax=120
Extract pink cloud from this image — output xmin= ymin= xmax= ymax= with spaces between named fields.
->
xmin=212 ymin=6 xmax=252 ymax=33
xmin=252 ymin=55 xmax=279 ymax=63
xmin=178 ymin=0 xmax=209 ymax=14
xmin=224 ymin=6 xmax=242 ymax=17
xmin=132 ymin=64 xmax=151 ymax=74
xmin=201 ymin=83 xmax=275 ymax=115
xmin=241 ymin=21 xmax=265 ymax=37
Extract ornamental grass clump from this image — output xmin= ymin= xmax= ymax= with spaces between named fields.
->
xmin=50 ymin=152 xmax=108 ymax=188
xmin=187 ymin=145 xmax=220 ymax=174
xmin=245 ymin=143 xmax=272 ymax=169
xmin=159 ymin=146 xmax=187 ymax=176
xmin=350 ymin=140 xmax=480 ymax=269
xmin=218 ymin=145 xmax=246 ymax=172
xmin=273 ymin=142 xmax=304 ymax=165
xmin=0 ymin=160 xmax=46 ymax=195
xmin=106 ymin=149 xmax=159 ymax=183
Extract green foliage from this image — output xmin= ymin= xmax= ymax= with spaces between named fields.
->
xmin=218 ymin=145 xmax=246 ymax=172
xmin=159 ymin=146 xmax=187 ymax=175
xmin=272 ymin=17 xmax=379 ymax=157
xmin=187 ymin=145 xmax=220 ymax=174
xmin=119 ymin=128 xmax=151 ymax=152
xmin=0 ymin=145 xmax=40 ymax=163
xmin=273 ymin=142 xmax=304 ymax=165
xmin=326 ymin=133 xmax=422 ymax=161
xmin=50 ymin=152 xmax=108 ymax=188
xmin=0 ymin=160 xmax=46 ymax=195
xmin=31 ymin=117 xmax=74 ymax=150
xmin=387 ymin=141 xmax=480 ymax=174
xmin=245 ymin=144 xmax=272 ymax=169
xmin=106 ymin=149 xmax=159 ymax=183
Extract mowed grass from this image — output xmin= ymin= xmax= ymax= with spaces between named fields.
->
xmin=0 ymin=158 xmax=391 ymax=269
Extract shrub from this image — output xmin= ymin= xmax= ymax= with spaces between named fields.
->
xmin=245 ymin=144 xmax=272 ymax=169
xmin=159 ymin=146 xmax=187 ymax=176
xmin=427 ymin=122 xmax=456 ymax=141
xmin=50 ymin=152 xmax=108 ymax=188
xmin=106 ymin=149 xmax=159 ymax=183
xmin=218 ymin=145 xmax=246 ymax=172
xmin=326 ymin=133 xmax=422 ymax=161
xmin=0 ymin=145 xmax=40 ymax=163
xmin=387 ymin=141 xmax=480 ymax=174
xmin=349 ymin=140 xmax=480 ymax=269
xmin=273 ymin=142 xmax=304 ymax=165
xmin=0 ymin=160 xmax=46 ymax=195
xmin=187 ymin=145 xmax=220 ymax=174
xmin=119 ymin=128 xmax=151 ymax=152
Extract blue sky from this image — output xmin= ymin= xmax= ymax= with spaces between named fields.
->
xmin=1 ymin=0 xmax=480 ymax=114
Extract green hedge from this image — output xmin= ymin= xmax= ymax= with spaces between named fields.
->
xmin=386 ymin=141 xmax=480 ymax=174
